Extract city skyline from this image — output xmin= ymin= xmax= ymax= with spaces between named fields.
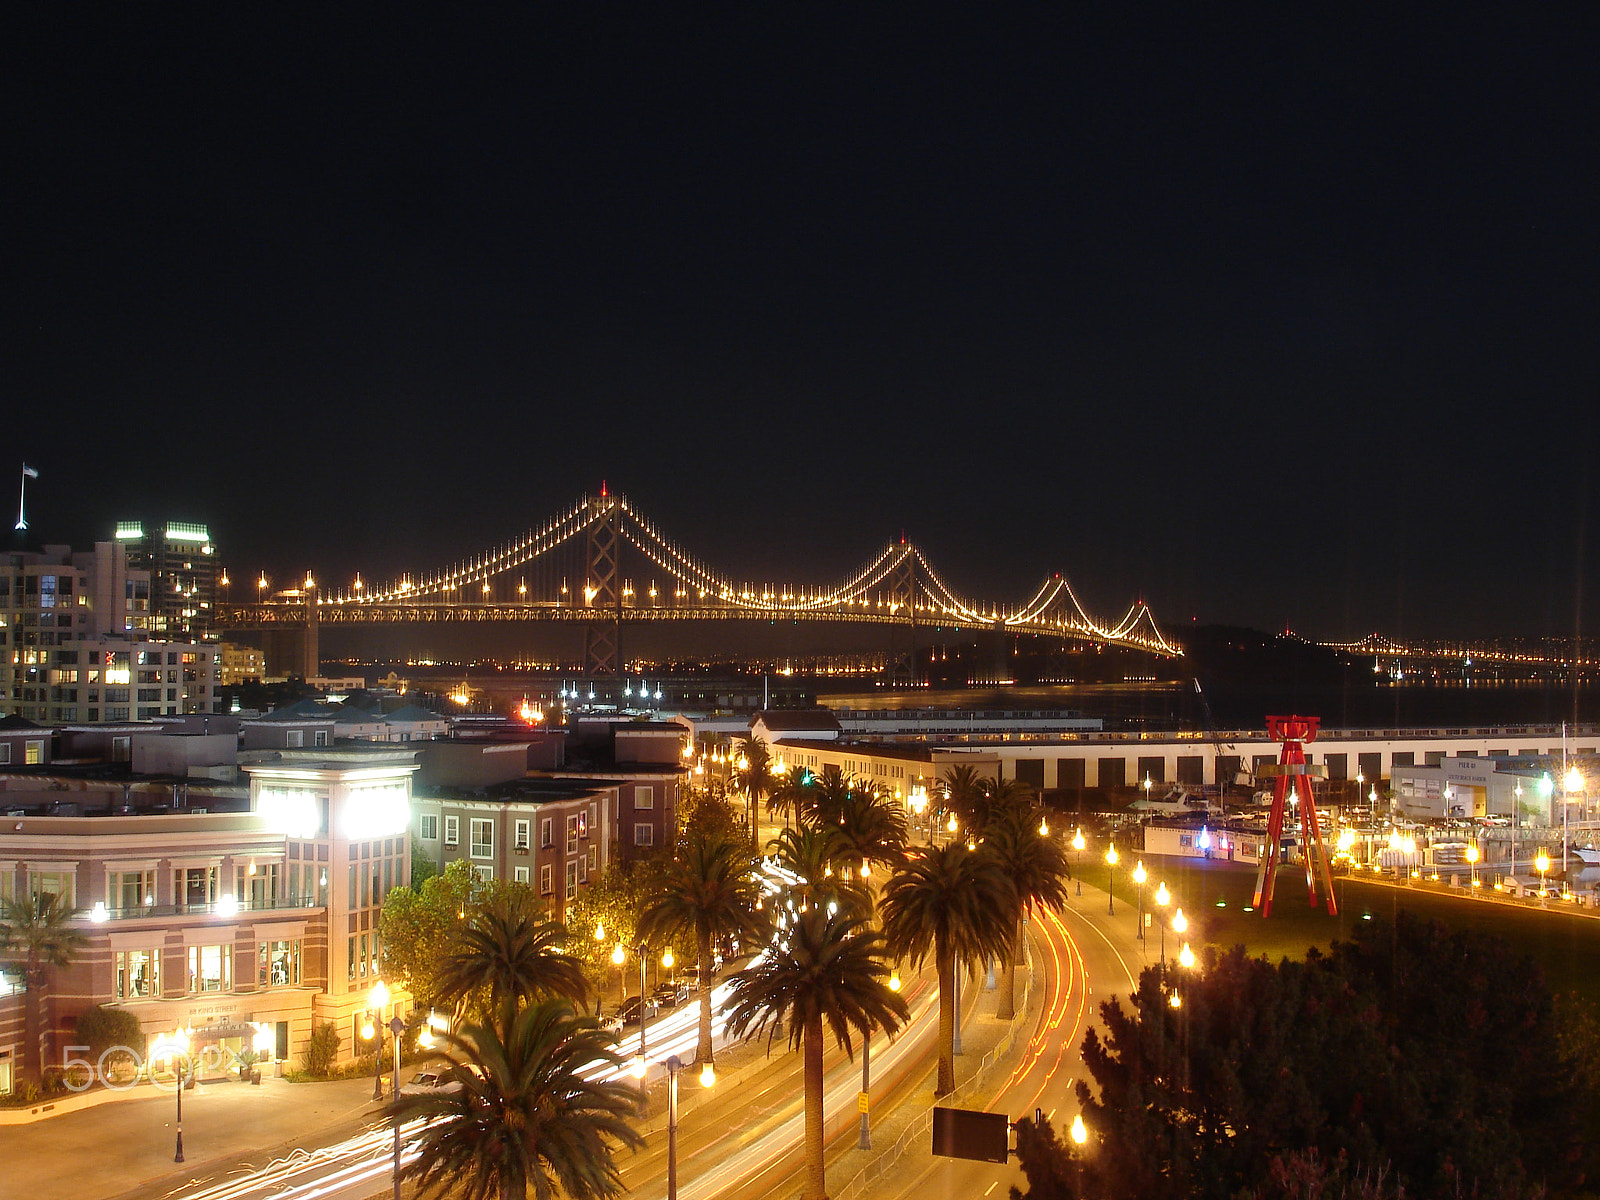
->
xmin=7 ymin=9 xmax=1595 ymax=642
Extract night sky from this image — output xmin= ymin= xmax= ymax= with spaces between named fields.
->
xmin=8 ymin=8 xmax=1596 ymax=644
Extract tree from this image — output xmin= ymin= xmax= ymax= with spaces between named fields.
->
xmin=0 ymin=893 xmax=87 ymax=1088
xmin=410 ymin=831 xmax=440 ymax=889
xmin=1024 ymin=914 xmax=1593 ymax=1200
xmin=880 ymin=842 xmax=1016 ymax=1095
xmin=637 ymin=825 xmax=768 ymax=1065
xmin=767 ymin=764 xmax=814 ymax=829
xmin=723 ymin=907 xmax=909 ymax=1200
xmin=379 ymin=859 xmax=480 ymax=1007
xmin=303 ymin=1020 xmax=341 ymax=1076
xmin=395 ymin=999 xmax=645 ymax=1200
xmin=766 ymin=823 xmax=870 ymax=919
xmin=830 ymin=782 xmax=910 ymax=891
xmin=564 ymin=858 xmax=667 ymax=1009
xmin=435 ymin=890 xmax=588 ymax=1026
xmin=734 ymin=734 xmax=776 ymax=851
xmin=73 ymin=1004 xmax=145 ymax=1081
xmin=943 ymin=768 xmax=1032 ymax=837
xmin=983 ymin=809 xmax=1070 ymax=1020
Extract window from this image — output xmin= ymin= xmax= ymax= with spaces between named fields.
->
xmin=565 ymin=815 xmax=579 ymax=853
xmin=472 ymin=865 xmax=494 ymax=884
xmin=258 ymin=939 xmax=302 ymax=987
xmin=565 ymin=860 xmax=578 ymax=892
xmin=187 ymin=945 xmax=232 ymax=993
xmin=635 ymin=786 xmax=655 ymax=810
xmin=588 ymin=801 xmax=598 ymax=831
xmin=540 ymin=817 xmax=553 ymax=848
xmin=513 ymin=866 xmax=530 ymax=884
xmin=115 ymin=949 xmax=160 ymax=999
xmin=286 ymin=729 xmax=304 ymax=748
xmin=444 ymin=815 xmax=459 ymax=845
xmin=634 ymin=824 xmax=653 ymax=847
xmin=419 ymin=814 xmax=439 ymax=841
xmin=109 ymin=869 xmax=156 ymax=913
xmin=24 ymin=740 xmax=44 ymax=765
xmin=514 ymin=819 xmax=530 ymax=849
xmin=539 ymin=865 xmax=553 ymax=895
xmin=588 ymin=845 xmax=598 ymax=872
xmin=470 ymin=819 xmax=494 ymax=858
xmin=28 ymin=868 xmax=76 ymax=909
xmin=0 ymin=745 xmax=8 ymax=765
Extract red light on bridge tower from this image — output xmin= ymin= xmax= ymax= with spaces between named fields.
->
xmin=1252 ymin=714 xmax=1338 ymax=918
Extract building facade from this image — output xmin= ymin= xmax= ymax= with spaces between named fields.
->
xmin=114 ymin=520 xmax=221 ymax=641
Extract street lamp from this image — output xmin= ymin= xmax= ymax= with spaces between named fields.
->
xmin=612 ymin=942 xmax=627 ymax=1008
xmin=1465 ymin=843 xmax=1480 ymax=890
xmin=1072 ymin=828 xmax=1085 ymax=897
xmin=157 ymin=1028 xmax=193 ymax=1162
xmin=1104 ymin=844 xmax=1119 ymax=915
xmin=367 ymin=980 xmax=391 ymax=1101
xmin=1070 ymin=1111 xmax=1088 ymax=1195
xmin=1536 ymin=850 xmax=1551 ymax=903
xmin=1177 ymin=941 xmax=1196 ymax=970
xmin=1153 ymin=881 xmax=1171 ymax=963
xmin=663 ymin=1053 xmax=716 ymax=1200
xmin=388 ymin=1014 xmax=405 ymax=1200
xmin=1131 ymin=861 xmax=1147 ymax=941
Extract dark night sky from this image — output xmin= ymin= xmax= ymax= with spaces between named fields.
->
xmin=7 ymin=7 xmax=1596 ymax=644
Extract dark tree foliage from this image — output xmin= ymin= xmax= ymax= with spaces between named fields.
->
xmin=1015 ymin=913 xmax=1593 ymax=1200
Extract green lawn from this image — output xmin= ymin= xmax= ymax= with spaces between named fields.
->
xmin=1127 ymin=856 xmax=1600 ymax=997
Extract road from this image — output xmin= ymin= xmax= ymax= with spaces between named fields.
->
xmin=870 ymin=881 xmax=1143 ymax=1200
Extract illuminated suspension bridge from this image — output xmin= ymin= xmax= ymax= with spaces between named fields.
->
xmin=218 ymin=488 xmax=1179 ymax=675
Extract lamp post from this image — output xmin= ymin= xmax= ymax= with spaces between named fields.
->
xmin=1131 ymin=861 xmax=1147 ymax=941
xmin=388 ymin=1014 xmax=405 ymax=1200
xmin=1104 ymin=844 xmax=1118 ymax=916
xmin=1466 ymin=843 xmax=1480 ymax=890
xmin=1070 ymin=1112 xmax=1088 ymax=1197
xmin=1153 ymin=881 xmax=1171 ymax=963
xmin=664 ymin=1054 xmax=716 ymax=1200
xmin=1072 ymin=828 xmax=1084 ymax=897
xmin=162 ymin=1028 xmax=192 ymax=1163
xmin=632 ymin=943 xmax=649 ymax=1093
xmin=368 ymin=980 xmax=390 ymax=1101
xmin=612 ymin=942 xmax=627 ymax=1009
xmin=1171 ymin=908 xmax=1187 ymax=965
xmin=1536 ymin=850 xmax=1550 ymax=905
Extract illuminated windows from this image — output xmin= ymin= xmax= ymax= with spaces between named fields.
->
xmin=187 ymin=945 xmax=232 ymax=993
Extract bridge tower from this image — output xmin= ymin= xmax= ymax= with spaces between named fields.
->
xmin=582 ymin=490 xmax=622 ymax=679
xmin=886 ymin=543 xmax=919 ymax=687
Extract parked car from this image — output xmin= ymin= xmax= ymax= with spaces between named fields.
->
xmin=619 ymin=995 xmax=660 ymax=1025
xmin=652 ymin=980 xmax=691 ymax=1008
xmin=596 ymin=1011 xmax=624 ymax=1037
xmin=400 ymin=1069 xmax=463 ymax=1096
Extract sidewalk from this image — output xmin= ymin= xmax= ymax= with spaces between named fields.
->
xmin=0 ymin=1070 xmax=385 ymax=1200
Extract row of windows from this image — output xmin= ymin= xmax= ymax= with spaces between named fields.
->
xmin=112 ymin=939 xmax=303 ymax=999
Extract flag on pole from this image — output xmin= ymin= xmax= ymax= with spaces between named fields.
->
xmin=21 ymin=464 xmax=38 ymax=478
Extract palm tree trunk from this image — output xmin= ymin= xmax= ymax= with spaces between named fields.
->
xmin=936 ymin=940 xmax=955 ymax=1096
xmin=22 ymin=967 xmax=43 ymax=1088
xmin=804 ymin=1009 xmax=827 ymax=1200
xmin=696 ymin=925 xmax=715 ymax=1064
xmin=997 ymin=913 xmax=1021 ymax=1021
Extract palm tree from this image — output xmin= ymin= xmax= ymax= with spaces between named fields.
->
xmin=830 ymin=783 xmax=910 ymax=892
xmin=802 ymin=763 xmax=855 ymax=827
xmin=395 ymin=998 xmax=644 ymax=1200
xmin=767 ymin=823 xmax=870 ymax=919
xmin=880 ymin=842 xmax=1016 ymax=1095
xmin=734 ymin=734 xmax=776 ymax=851
xmin=723 ymin=908 xmax=909 ymax=1200
xmin=435 ymin=890 xmax=588 ymax=1027
xmin=982 ymin=809 xmax=1071 ymax=1019
xmin=944 ymin=768 xmax=1032 ymax=837
xmin=940 ymin=764 xmax=985 ymax=833
xmin=637 ymin=825 xmax=769 ymax=1065
xmin=767 ymin=764 xmax=814 ymax=830
xmin=0 ymin=892 xmax=87 ymax=1089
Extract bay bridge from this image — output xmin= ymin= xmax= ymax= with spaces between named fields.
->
xmin=218 ymin=488 xmax=1179 ymax=677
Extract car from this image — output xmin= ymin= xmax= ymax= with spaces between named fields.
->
xmin=618 ymin=995 xmax=660 ymax=1025
xmin=596 ymin=1011 xmax=624 ymax=1037
xmin=399 ymin=1069 xmax=463 ymax=1097
xmin=652 ymin=981 xmax=691 ymax=1008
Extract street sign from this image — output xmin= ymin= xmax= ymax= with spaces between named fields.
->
xmin=931 ymin=1106 xmax=1009 ymax=1163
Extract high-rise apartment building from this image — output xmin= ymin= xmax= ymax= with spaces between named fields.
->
xmin=114 ymin=520 xmax=220 ymax=640
xmin=1 ymin=542 xmax=219 ymax=722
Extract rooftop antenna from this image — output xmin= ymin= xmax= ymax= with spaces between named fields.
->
xmin=15 ymin=463 xmax=39 ymax=530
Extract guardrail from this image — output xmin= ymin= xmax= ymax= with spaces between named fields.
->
xmin=832 ymin=955 xmax=1036 ymax=1200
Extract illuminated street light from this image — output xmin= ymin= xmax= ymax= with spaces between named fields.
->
xmin=1466 ymin=843 xmax=1480 ymax=889
xmin=1131 ymin=861 xmax=1147 ymax=941
xmin=1072 ymin=828 xmax=1085 ymax=897
xmin=1536 ymin=850 xmax=1551 ymax=904
xmin=1104 ymin=844 xmax=1119 ymax=916
xmin=1153 ymin=881 xmax=1171 ymax=963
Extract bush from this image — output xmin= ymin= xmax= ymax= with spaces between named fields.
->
xmin=74 ymin=1005 xmax=146 ymax=1078
xmin=302 ymin=1021 xmax=341 ymax=1077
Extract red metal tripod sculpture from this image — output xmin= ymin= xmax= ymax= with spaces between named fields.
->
xmin=1252 ymin=715 xmax=1339 ymax=917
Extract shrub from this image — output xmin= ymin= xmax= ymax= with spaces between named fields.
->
xmin=302 ymin=1021 xmax=341 ymax=1077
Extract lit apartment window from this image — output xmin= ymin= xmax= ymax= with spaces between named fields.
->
xmin=470 ymin=819 xmax=494 ymax=858
xmin=187 ymin=945 xmax=232 ymax=993
xmin=565 ymin=815 xmax=579 ymax=853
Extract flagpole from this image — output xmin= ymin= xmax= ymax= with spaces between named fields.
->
xmin=15 ymin=463 xmax=27 ymax=531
